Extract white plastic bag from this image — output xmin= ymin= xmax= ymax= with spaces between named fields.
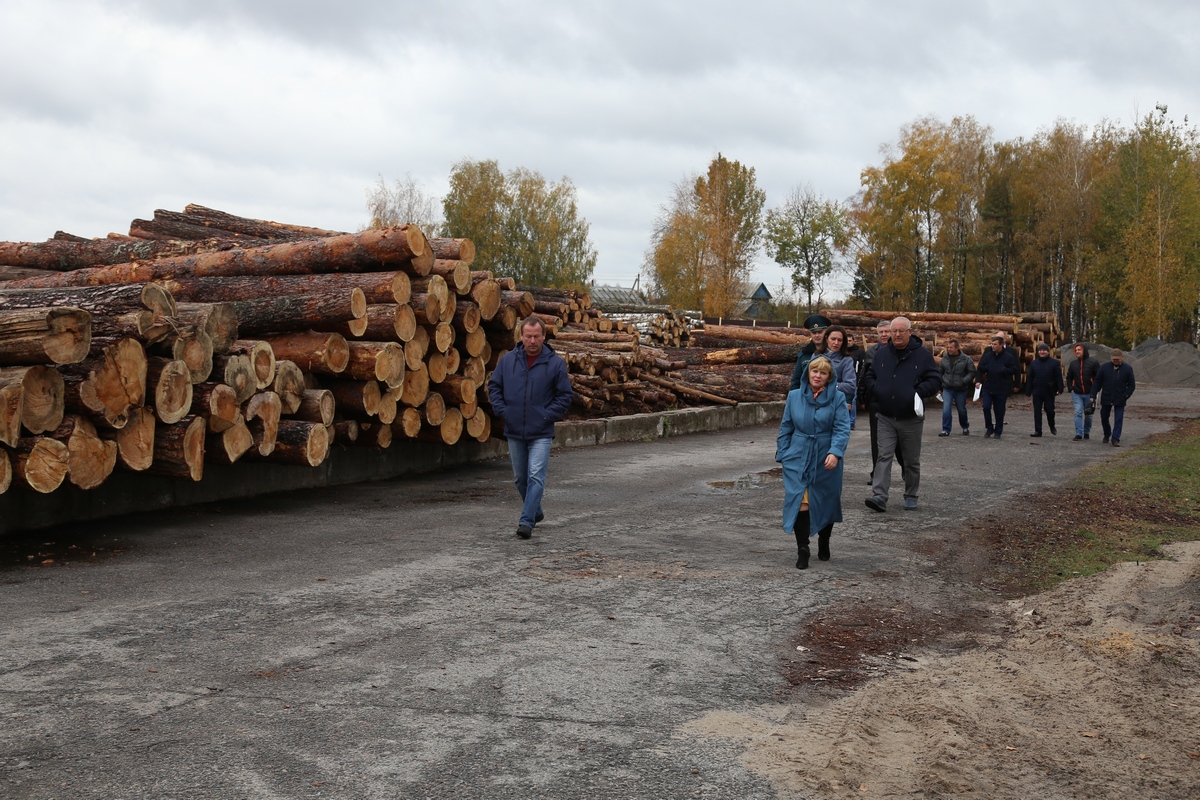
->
xmin=914 ymin=394 xmax=924 ymax=419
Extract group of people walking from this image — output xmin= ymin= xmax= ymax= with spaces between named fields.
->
xmin=774 ymin=315 xmax=1137 ymax=571
xmin=486 ymin=312 xmax=1139 ymax=579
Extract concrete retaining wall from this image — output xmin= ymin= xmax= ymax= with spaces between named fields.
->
xmin=0 ymin=402 xmax=784 ymax=534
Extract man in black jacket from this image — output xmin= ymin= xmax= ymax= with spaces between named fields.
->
xmin=938 ymin=338 xmax=975 ymax=436
xmin=863 ymin=317 xmax=941 ymax=512
xmin=1025 ymin=342 xmax=1064 ymax=436
xmin=1090 ymin=350 xmax=1136 ymax=446
xmin=976 ymin=335 xmax=1019 ymax=439
xmin=1065 ymin=343 xmax=1099 ymax=440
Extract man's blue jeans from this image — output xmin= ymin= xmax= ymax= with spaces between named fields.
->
xmin=941 ymin=389 xmax=969 ymax=433
xmin=508 ymin=437 xmax=552 ymax=529
xmin=1071 ymin=392 xmax=1094 ymax=437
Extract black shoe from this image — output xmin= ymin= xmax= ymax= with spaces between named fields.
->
xmin=516 ymin=525 xmax=533 ymax=539
xmin=1112 ymin=440 xmax=1120 ymax=447
xmin=1030 ymin=432 xmax=1042 ymax=437
xmin=535 ymin=511 xmax=544 ymax=524
xmin=938 ymin=431 xmax=950 ymax=437
xmin=963 ymin=429 xmax=970 ymax=435
xmin=984 ymin=431 xmax=993 ymax=438
xmin=1049 ymin=425 xmax=1057 ymax=436
xmin=795 ymin=531 xmax=810 ymax=570
xmin=1102 ymin=436 xmax=1110 ymax=443
xmin=994 ymin=434 xmax=1002 ymax=440
xmin=1084 ymin=434 xmax=1090 ymax=440
xmin=865 ymin=496 xmax=887 ymax=513
xmin=817 ymin=534 xmax=831 ymax=561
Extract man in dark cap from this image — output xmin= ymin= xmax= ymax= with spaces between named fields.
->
xmin=789 ymin=314 xmax=833 ymax=390
xmin=1025 ymin=342 xmax=1064 ymax=436
xmin=1090 ymin=350 xmax=1136 ymax=446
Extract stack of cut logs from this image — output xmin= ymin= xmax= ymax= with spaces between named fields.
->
xmin=0 ymin=205 xmax=762 ymax=496
xmin=587 ymin=301 xmax=696 ymax=347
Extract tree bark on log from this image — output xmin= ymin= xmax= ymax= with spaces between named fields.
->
xmin=296 ymin=389 xmax=336 ymax=426
xmin=430 ymin=259 xmax=472 ymax=294
xmin=432 ymin=374 xmax=477 ymax=406
xmin=244 ymin=419 xmax=329 ymax=466
xmin=0 ymin=307 xmax=91 ymax=365
xmin=174 ymin=302 xmax=238 ymax=354
xmin=262 ymin=332 xmax=348 ymax=376
xmin=157 ymin=271 xmax=412 ymax=306
xmin=428 ymin=238 xmax=475 ymax=265
xmin=182 ymin=204 xmax=346 ymax=240
xmin=331 ymin=419 xmax=359 ymax=445
xmin=191 ymin=382 xmax=243 ymax=433
xmin=322 ymin=379 xmax=381 ymax=419
xmin=1 ymin=226 xmax=430 ymax=289
xmin=229 ymin=289 xmax=366 ymax=337
xmin=148 ymin=416 xmax=206 ymax=481
xmin=11 ymin=437 xmax=70 ymax=493
xmin=344 ymin=341 xmax=405 ymax=388
xmin=0 ymin=235 xmax=247 ymax=271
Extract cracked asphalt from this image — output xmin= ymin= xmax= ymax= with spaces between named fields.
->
xmin=1 ymin=388 xmax=1195 ymax=799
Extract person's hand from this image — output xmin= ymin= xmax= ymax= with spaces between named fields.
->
xmin=824 ymin=454 xmax=838 ymax=470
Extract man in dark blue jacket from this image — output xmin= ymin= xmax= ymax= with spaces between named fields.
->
xmin=975 ymin=334 xmax=1019 ymax=439
xmin=863 ymin=317 xmax=941 ymax=512
xmin=1090 ymin=350 xmax=1136 ymax=447
xmin=488 ymin=316 xmax=575 ymax=538
xmin=1025 ymin=342 xmax=1064 ymax=437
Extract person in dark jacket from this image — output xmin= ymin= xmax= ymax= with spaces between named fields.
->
xmin=1065 ymin=343 xmax=1100 ymax=440
xmin=863 ymin=317 xmax=941 ymax=512
xmin=863 ymin=321 xmax=903 ymax=481
xmin=846 ymin=333 xmax=866 ymax=429
xmin=789 ymin=314 xmax=832 ymax=391
xmin=1025 ymin=342 xmax=1064 ymax=436
xmin=938 ymin=338 xmax=975 ymax=436
xmin=1090 ymin=349 xmax=1136 ymax=447
xmin=975 ymin=335 xmax=1019 ymax=439
xmin=487 ymin=316 xmax=575 ymax=538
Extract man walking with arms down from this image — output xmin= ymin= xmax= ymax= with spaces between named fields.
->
xmin=864 ymin=317 xmax=941 ymax=512
xmin=1066 ymin=343 xmax=1100 ymax=440
xmin=1090 ymin=349 xmax=1136 ymax=447
xmin=488 ymin=316 xmax=575 ymax=539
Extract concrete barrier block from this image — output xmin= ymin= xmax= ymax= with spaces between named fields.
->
xmin=735 ymin=401 xmax=785 ymax=427
xmin=603 ymin=413 xmax=663 ymax=443
xmin=554 ymin=420 xmax=607 ymax=449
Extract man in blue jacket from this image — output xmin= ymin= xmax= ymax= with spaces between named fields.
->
xmin=488 ymin=316 xmax=575 ymax=538
xmin=863 ymin=317 xmax=941 ymax=512
xmin=1025 ymin=342 xmax=1064 ymax=437
xmin=1090 ymin=349 xmax=1136 ymax=447
xmin=976 ymin=334 xmax=1019 ymax=439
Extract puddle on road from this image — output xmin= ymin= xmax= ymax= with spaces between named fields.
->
xmin=708 ymin=467 xmax=783 ymax=490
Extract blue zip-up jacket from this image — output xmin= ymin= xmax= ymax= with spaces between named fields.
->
xmin=976 ymin=347 xmax=1019 ymax=395
xmin=1025 ymin=355 xmax=1064 ymax=397
xmin=488 ymin=343 xmax=574 ymax=440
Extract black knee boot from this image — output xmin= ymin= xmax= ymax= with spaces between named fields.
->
xmin=817 ymin=523 xmax=833 ymax=561
xmin=794 ymin=510 xmax=810 ymax=570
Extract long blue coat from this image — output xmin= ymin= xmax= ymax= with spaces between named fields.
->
xmin=775 ymin=385 xmax=851 ymax=535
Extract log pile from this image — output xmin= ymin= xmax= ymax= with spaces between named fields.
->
xmin=0 ymin=204 xmax=779 ymax=497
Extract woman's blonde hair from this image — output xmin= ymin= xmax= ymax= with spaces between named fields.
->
xmin=807 ymin=356 xmax=834 ymax=380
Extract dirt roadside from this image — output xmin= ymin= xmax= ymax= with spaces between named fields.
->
xmin=687 ymin=390 xmax=1200 ymax=799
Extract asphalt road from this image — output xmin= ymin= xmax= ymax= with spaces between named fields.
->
xmin=2 ymin=388 xmax=1195 ymax=799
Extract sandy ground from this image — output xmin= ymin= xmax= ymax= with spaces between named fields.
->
xmin=686 ymin=540 xmax=1200 ymax=798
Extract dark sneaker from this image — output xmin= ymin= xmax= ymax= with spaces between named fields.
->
xmin=938 ymin=432 xmax=950 ymax=437
xmin=984 ymin=431 xmax=993 ymax=438
xmin=1049 ymin=425 xmax=1057 ymax=436
xmin=535 ymin=511 xmax=545 ymax=524
xmin=864 ymin=496 xmax=887 ymax=513
xmin=1084 ymin=434 xmax=1090 ymax=440
xmin=1030 ymin=432 xmax=1042 ymax=437
xmin=1073 ymin=435 xmax=1083 ymax=441
xmin=1112 ymin=440 xmax=1120 ymax=447
xmin=903 ymin=497 xmax=918 ymax=511
xmin=962 ymin=429 xmax=970 ymax=435
xmin=516 ymin=525 xmax=533 ymax=539
xmin=1102 ymin=436 xmax=1110 ymax=443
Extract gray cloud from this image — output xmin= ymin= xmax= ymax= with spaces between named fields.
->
xmin=2 ymin=0 xmax=1198 ymax=290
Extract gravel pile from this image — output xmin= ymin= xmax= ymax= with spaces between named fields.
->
xmin=1060 ymin=340 xmax=1200 ymax=387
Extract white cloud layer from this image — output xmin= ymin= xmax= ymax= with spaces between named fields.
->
xmin=2 ymin=0 xmax=1197 ymax=295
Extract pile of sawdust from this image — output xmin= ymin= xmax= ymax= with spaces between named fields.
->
xmin=684 ymin=542 xmax=1200 ymax=798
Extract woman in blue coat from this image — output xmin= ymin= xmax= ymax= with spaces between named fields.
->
xmin=776 ymin=356 xmax=852 ymax=570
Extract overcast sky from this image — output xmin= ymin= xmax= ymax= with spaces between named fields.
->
xmin=2 ymin=1 xmax=1198 ymax=298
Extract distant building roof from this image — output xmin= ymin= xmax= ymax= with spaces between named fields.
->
xmin=590 ymin=283 xmax=650 ymax=307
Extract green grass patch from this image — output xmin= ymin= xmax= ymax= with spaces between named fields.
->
xmin=985 ymin=419 xmax=1200 ymax=593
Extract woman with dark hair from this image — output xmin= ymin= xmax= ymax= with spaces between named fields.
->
xmin=776 ymin=356 xmax=851 ymax=570
xmin=823 ymin=325 xmax=857 ymax=421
